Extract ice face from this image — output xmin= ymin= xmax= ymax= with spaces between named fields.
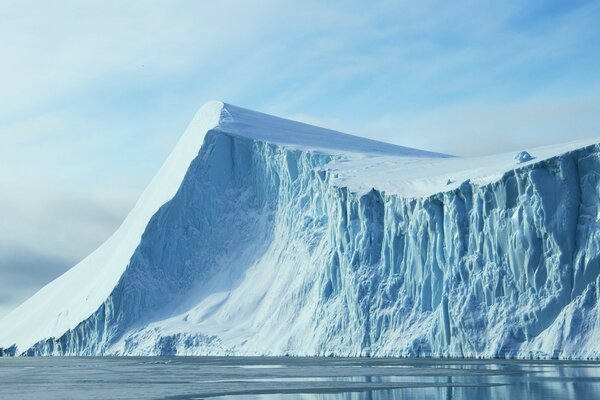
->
xmin=2 ymin=103 xmax=600 ymax=359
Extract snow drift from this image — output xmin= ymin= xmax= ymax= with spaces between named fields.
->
xmin=1 ymin=101 xmax=600 ymax=359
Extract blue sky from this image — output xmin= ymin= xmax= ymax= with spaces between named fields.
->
xmin=1 ymin=0 xmax=600 ymax=317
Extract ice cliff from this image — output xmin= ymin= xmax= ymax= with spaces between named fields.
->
xmin=1 ymin=101 xmax=600 ymax=359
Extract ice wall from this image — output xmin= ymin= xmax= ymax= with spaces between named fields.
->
xmin=4 ymin=103 xmax=600 ymax=358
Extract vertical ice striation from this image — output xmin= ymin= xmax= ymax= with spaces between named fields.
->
xmin=2 ymin=102 xmax=600 ymax=359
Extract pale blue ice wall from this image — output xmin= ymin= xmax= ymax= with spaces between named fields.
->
xmin=24 ymin=130 xmax=333 ymax=355
xmin=23 ymin=130 xmax=600 ymax=358
xmin=328 ymin=153 xmax=586 ymax=357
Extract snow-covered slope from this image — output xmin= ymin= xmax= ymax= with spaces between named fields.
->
xmin=1 ymin=102 xmax=600 ymax=359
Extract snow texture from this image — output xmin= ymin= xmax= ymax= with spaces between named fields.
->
xmin=1 ymin=101 xmax=600 ymax=359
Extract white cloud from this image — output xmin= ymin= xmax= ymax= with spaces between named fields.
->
xmin=365 ymin=96 xmax=600 ymax=156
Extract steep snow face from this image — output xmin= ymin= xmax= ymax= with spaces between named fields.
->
xmin=0 ymin=101 xmax=224 ymax=353
xmin=2 ymin=102 xmax=600 ymax=359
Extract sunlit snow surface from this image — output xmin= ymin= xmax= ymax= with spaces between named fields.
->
xmin=2 ymin=357 xmax=600 ymax=399
xmin=2 ymin=101 xmax=600 ymax=358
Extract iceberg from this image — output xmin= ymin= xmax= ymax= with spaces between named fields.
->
xmin=1 ymin=101 xmax=600 ymax=359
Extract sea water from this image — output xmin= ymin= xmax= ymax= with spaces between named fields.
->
xmin=1 ymin=357 xmax=599 ymax=399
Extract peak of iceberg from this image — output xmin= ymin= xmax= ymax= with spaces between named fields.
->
xmin=218 ymin=103 xmax=449 ymax=158
xmin=2 ymin=101 xmax=600 ymax=359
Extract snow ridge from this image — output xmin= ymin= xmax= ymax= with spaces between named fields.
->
xmin=1 ymin=102 xmax=600 ymax=359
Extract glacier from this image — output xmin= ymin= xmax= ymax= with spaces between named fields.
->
xmin=1 ymin=101 xmax=600 ymax=359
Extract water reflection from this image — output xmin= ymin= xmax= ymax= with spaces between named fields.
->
xmin=1 ymin=357 xmax=600 ymax=399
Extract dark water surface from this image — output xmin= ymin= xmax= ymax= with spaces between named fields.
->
xmin=1 ymin=357 xmax=599 ymax=399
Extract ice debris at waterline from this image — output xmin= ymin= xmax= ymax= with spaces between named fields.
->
xmin=1 ymin=101 xmax=600 ymax=359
